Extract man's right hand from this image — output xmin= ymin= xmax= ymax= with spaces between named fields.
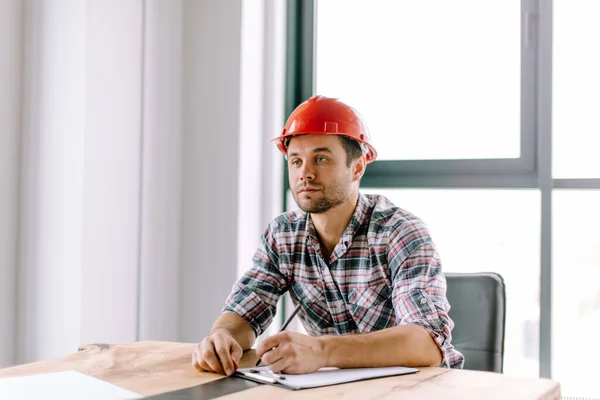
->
xmin=192 ymin=330 xmax=243 ymax=376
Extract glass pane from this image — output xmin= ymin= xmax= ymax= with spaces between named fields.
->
xmin=287 ymin=188 xmax=540 ymax=377
xmin=552 ymin=190 xmax=600 ymax=397
xmin=364 ymin=189 xmax=540 ymax=377
xmin=315 ymin=0 xmax=521 ymax=160
xmin=553 ymin=1 xmax=600 ymax=178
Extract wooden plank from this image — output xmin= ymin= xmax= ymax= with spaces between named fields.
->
xmin=218 ymin=367 xmax=449 ymax=400
xmin=0 ymin=341 xmax=227 ymax=397
xmin=399 ymin=368 xmax=561 ymax=400
xmin=0 ymin=341 xmax=561 ymax=399
xmin=217 ymin=368 xmax=560 ymax=400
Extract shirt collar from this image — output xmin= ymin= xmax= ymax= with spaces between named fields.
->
xmin=339 ymin=192 xmax=371 ymax=246
xmin=305 ymin=192 xmax=372 ymax=251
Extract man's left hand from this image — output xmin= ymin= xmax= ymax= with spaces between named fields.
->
xmin=255 ymin=331 xmax=326 ymax=374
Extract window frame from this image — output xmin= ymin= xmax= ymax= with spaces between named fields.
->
xmin=284 ymin=0 xmax=600 ymax=380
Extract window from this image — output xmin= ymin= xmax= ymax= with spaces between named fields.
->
xmin=552 ymin=190 xmax=600 ymax=396
xmin=553 ymin=0 xmax=600 ymax=179
xmin=316 ymin=0 xmax=522 ymax=161
xmin=286 ymin=0 xmax=600 ymax=388
xmin=364 ymin=189 xmax=540 ymax=377
xmin=285 ymin=189 xmax=541 ymax=378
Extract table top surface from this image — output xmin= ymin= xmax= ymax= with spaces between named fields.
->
xmin=0 ymin=341 xmax=561 ymax=399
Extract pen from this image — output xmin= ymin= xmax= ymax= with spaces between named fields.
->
xmin=255 ymin=303 xmax=302 ymax=366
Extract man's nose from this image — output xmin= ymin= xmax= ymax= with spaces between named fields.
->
xmin=299 ymin=164 xmax=315 ymax=181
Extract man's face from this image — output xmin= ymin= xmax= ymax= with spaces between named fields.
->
xmin=287 ymin=135 xmax=354 ymax=214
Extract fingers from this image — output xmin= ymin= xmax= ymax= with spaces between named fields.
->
xmin=192 ymin=339 xmax=224 ymax=374
xmin=268 ymin=356 xmax=291 ymax=374
xmin=230 ymin=341 xmax=243 ymax=367
xmin=261 ymin=345 xmax=284 ymax=370
xmin=256 ymin=331 xmax=289 ymax=359
xmin=214 ymin=336 xmax=236 ymax=376
xmin=192 ymin=334 xmax=243 ymax=376
xmin=192 ymin=344 xmax=208 ymax=372
xmin=203 ymin=340 xmax=226 ymax=375
xmin=255 ymin=338 xmax=275 ymax=359
xmin=258 ymin=332 xmax=313 ymax=374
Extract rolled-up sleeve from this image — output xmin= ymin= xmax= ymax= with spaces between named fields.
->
xmin=387 ymin=220 xmax=464 ymax=368
xmin=223 ymin=227 xmax=288 ymax=337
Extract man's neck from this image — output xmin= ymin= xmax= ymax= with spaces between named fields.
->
xmin=310 ymin=190 xmax=359 ymax=259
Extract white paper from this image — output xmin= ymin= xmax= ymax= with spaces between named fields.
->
xmin=236 ymin=365 xmax=419 ymax=390
xmin=0 ymin=370 xmax=142 ymax=400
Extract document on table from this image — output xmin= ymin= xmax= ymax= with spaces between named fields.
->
xmin=0 ymin=370 xmax=142 ymax=400
xmin=235 ymin=365 xmax=419 ymax=390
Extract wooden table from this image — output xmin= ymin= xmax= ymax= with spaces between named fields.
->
xmin=0 ymin=341 xmax=561 ymax=399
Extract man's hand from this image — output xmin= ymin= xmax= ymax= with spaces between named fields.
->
xmin=192 ymin=330 xmax=243 ymax=376
xmin=255 ymin=331 xmax=326 ymax=374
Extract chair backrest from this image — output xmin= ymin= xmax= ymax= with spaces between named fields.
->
xmin=445 ymin=272 xmax=506 ymax=372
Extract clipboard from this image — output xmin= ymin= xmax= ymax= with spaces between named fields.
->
xmin=235 ymin=365 xmax=419 ymax=390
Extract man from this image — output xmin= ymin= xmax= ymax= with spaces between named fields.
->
xmin=192 ymin=95 xmax=464 ymax=376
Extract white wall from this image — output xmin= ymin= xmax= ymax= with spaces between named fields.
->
xmin=80 ymin=0 xmax=145 ymax=346
xmin=0 ymin=0 xmax=284 ymax=367
xmin=138 ymin=0 xmax=183 ymax=342
xmin=18 ymin=0 xmax=87 ymax=363
xmin=178 ymin=0 xmax=244 ymax=342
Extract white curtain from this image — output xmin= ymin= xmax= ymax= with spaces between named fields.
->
xmin=0 ymin=0 xmax=285 ymax=367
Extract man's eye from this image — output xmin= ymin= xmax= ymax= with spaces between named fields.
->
xmin=315 ymin=156 xmax=326 ymax=163
xmin=291 ymin=159 xmax=301 ymax=166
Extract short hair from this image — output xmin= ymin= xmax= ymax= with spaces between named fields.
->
xmin=337 ymin=136 xmax=363 ymax=167
xmin=285 ymin=135 xmax=364 ymax=167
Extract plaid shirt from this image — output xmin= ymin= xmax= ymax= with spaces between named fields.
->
xmin=224 ymin=193 xmax=464 ymax=368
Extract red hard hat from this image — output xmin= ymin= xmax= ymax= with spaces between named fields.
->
xmin=272 ymin=95 xmax=377 ymax=163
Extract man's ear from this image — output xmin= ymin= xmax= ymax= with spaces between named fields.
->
xmin=352 ymin=155 xmax=367 ymax=182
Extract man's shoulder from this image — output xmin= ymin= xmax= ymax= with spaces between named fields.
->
xmin=363 ymin=194 xmax=435 ymax=262
xmin=266 ymin=208 xmax=308 ymax=234
xmin=364 ymin=194 xmax=426 ymax=232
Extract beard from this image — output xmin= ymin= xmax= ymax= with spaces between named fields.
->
xmin=292 ymin=176 xmax=351 ymax=214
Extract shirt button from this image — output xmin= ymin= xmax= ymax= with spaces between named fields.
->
xmin=420 ymin=298 xmax=427 ymax=305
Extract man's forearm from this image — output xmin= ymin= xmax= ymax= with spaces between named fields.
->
xmin=319 ymin=324 xmax=442 ymax=368
xmin=210 ymin=312 xmax=256 ymax=350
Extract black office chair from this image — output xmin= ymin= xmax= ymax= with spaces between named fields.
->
xmin=445 ymin=272 xmax=506 ymax=372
